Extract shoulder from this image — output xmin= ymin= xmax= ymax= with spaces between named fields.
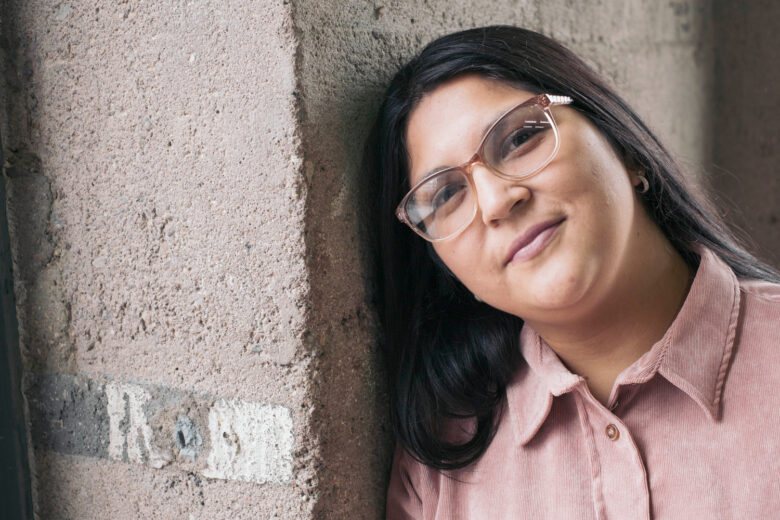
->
xmin=730 ymin=277 xmax=780 ymax=368
xmin=739 ymin=277 xmax=780 ymax=303
xmin=737 ymin=277 xmax=780 ymax=333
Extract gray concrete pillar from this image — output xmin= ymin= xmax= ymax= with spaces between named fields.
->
xmin=0 ymin=1 xmax=774 ymax=519
xmin=2 ymin=1 xmax=319 ymax=517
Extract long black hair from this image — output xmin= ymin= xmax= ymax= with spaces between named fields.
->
xmin=372 ymin=25 xmax=779 ymax=471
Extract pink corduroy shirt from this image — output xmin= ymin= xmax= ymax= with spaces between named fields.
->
xmin=387 ymin=247 xmax=780 ymax=519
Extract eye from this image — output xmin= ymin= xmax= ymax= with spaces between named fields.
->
xmin=509 ymin=129 xmax=533 ymax=148
xmin=431 ymin=181 xmax=467 ymax=213
xmin=500 ymin=125 xmax=545 ymax=160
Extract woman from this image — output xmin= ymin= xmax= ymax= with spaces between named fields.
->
xmin=374 ymin=26 xmax=780 ymax=519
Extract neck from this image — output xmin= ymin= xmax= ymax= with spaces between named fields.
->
xmin=527 ymin=233 xmax=693 ymax=406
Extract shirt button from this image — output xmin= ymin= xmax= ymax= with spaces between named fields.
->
xmin=605 ymin=424 xmax=620 ymax=441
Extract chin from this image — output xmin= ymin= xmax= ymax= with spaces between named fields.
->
xmin=517 ymin=254 xmax=599 ymax=315
xmin=537 ymin=276 xmax=592 ymax=311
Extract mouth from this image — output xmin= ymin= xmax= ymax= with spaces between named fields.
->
xmin=504 ymin=217 xmax=566 ymax=265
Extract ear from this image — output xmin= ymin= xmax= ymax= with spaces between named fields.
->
xmin=632 ymin=171 xmax=650 ymax=194
xmin=619 ymin=152 xmax=646 ymax=188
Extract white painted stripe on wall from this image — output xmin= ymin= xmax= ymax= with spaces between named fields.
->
xmin=203 ymin=399 xmax=294 ymax=484
xmin=105 ymin=382 xmax=172 ymax=469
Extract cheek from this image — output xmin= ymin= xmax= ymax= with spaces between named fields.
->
xmin=584 ymin=164 xmax=626 ymax=217
xmin=567 ymin=144 xmax=634 ymax=220
xmin=433 ymin=240 xmax=492 ymax=292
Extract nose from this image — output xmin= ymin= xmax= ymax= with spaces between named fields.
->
xmin=471 ymin=163 xmax=531 ymax=226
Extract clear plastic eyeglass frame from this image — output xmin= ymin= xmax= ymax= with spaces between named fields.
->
xmin=395 ymin=93 xmax=573 ymax=242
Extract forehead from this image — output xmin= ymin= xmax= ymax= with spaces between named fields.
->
xmin=405 ymin=75 xmax=536 ymax=185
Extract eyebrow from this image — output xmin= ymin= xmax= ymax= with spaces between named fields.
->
xmin=416 ymin=164 xmax=454 ymax=184
xmin=412 ymin=101 xmax=524 ymax=183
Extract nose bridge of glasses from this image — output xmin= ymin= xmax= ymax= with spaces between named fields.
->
xmin=471 ymin=148 xmax=534 ymax=216
xmin=464 ymin=150 xmax=518 ymax=189
xmin=470 ymin=160 xmax=524 ymax=211
xmin=463 ymin=149 xmax=504 ymax=180
xmin=461 ymin=151 xmax=483 ymax=174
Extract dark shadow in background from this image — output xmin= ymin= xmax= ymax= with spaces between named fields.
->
xmin=1 ymin=2 xmax=35 ymax=515
xmin=0 ymin=132 xmax=34 ymax=519
xmin=711 ymin=0 xmax=780 ymax=265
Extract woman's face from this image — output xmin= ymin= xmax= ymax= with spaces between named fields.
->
xmin=405 ymin=75 xmax=652 ymax=324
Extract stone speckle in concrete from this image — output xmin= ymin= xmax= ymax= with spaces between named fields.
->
xmin=175 ymin=415 xmax=203 ymax=462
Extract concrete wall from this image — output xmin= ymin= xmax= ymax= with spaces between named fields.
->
xmin=0 ymin=1 xmax=774 ymax=519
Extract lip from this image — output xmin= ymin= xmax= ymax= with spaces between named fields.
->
xmin=504 ymin=217 xmax=566 ymax=265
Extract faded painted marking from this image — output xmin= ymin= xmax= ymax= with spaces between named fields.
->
xmin=24 ymin=372 xmax=110 ymax=458
xmin=203 ymin=399 xmax=293 ymax=484
xmin=105 ymin=382 xmax=172 ymax=468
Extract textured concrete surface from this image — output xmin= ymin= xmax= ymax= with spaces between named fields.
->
xmin=1 ymin=0 xmax=775 ymax=519
xmin=1 ymin=0 xmax=309 ymax=394
xmin=35 ymin=450 xmax=305 ymax=519
xmin=711 ymin=0 xmax=780 ymax=264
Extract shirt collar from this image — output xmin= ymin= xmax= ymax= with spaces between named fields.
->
xmin=507 ymin=246 xmax=741 ymax=447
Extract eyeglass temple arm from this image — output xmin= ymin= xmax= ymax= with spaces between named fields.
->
xmin=539 ymin=94 xmax=573 ymax=107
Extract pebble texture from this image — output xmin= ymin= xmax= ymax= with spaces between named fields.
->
xmin=0 ymin=0 xmax=776 ymax=519
xmin=34 ymin=450 xmax=307 ymax=520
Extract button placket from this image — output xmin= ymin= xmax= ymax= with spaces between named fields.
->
xmin=582 ymin=394 xmax=651 ymax=520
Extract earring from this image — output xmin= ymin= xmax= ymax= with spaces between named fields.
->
xmin=635 ymin=174 xmax=649 ymax=194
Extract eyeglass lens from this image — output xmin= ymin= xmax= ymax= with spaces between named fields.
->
xmin=405 ymin=103 xmax=557 ymax=240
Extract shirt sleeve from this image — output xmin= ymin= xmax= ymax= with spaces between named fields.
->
xmin=386 ymin=443 xmax=424 ymax=520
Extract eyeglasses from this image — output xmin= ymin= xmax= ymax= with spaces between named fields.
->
xmin=395 ymin=93 xmax=573 ymax=242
